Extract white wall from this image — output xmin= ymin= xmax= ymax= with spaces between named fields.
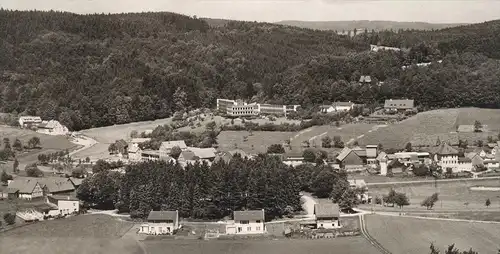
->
xmin=229 ymin=220 xmax=265 ymax=234
xmin=140 ymin=223 xmax=177 ymax=235
xmin=455 ymin=162 xmax=473 ymax=173
xmin=316 ymin=219 xmax=341 ymax=229
xmin=57 ymin=200 xmax=79 ymax=215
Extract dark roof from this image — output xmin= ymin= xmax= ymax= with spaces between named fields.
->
xmin=180 ymin=150 xmax=197 ymax=161
xmin=7 ymin=178 xmax=41 ymax=194
xmin=314 ymin=203 xmax=340 ymax=218
xmin=147 ymin=210 xmax=178 ymax=222
xmin=384 ymin=99 xmax=414 ymax=109
xmin=353 ymin=150 xmax=367 ymax=157
xmin=434 ymin=143 xmax=459 ymax=156
xmin=38 ymin=177 xmax=75 ymax=193
xmin=458 ymin=157 xmax=472 ymax=163
xmin=7 ymin=187 xmax=19 ymax=194
xmin=233 ymin=209 xmax=265 ymax=221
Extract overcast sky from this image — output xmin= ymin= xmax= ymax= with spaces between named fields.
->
xmin=1 ymin=0 xmax=500 ymax=23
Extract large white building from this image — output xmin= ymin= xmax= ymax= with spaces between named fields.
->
xmin=47 ymin=195 xmax=80 ymax=216
xmin=140 ymin=210 xmax=180 ymax=235
xmin=36 ymin=120 xmax=69 ymax=136
xmin=226 ymin=209 xmax=265 ymax=235
xmin=217 ymin=98 xmax=300 ymax=117
xmin=18 ymin=116 xmax=42 ymax=128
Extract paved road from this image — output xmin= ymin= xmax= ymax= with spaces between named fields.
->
xmin=359 ymin=214 xmax=392 ymax=254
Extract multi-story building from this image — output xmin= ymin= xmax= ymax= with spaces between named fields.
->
xmin=227 ymin=103 xmax=259 ymax=117
xmin=139 ymin=210 xmax=180 ymax=235
xmin=216 ymin=99 xmax=237 ymax=113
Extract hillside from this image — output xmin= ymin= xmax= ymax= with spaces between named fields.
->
xmin=276 ymin=20 xmax=466 ymax=32
xmin=1 ymin=10 xmax=500 ymax=131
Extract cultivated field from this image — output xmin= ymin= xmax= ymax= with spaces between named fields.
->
xmin=144 ymin=237 xmax=381 ymax=254
xmin=290 ymin=123 xmax=378 ymax=148
xmin=0 ymin=214 xmax=140 ymax=254
xmin=364 ymin=178 xmax=500 ymax=210
xmin=365 ymin=215 xmax=500 ymax=254
xmin=0 ymin=125 xmax=79 ymax=167
xmin=456 ymin=107 xmax=500 ymax=132
xmin=358 ymin=109 xmax=460 ymax=149
xmin=217 ymin=131 xmax=294 ymax=154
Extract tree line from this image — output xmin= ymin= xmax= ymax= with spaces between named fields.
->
xmin=77 ymin=154 xmax=357 ymax=220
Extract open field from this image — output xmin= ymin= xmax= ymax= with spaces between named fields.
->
xmin=365 ymin=215 xmax=500 ymax=254
xmin=290 ymin=123 xmax=378 ymax=148
xmin=456 ymin=108 xmax=500 ymax=132
xmin=358 ymin=109 xmax=459 ymax=149
xmin=364 ymin=178 xmax=500 ymax=210
xmin=0 ymin=214 xmax=140 ymax=254
xmin=144 ymin=237 xmax=381 ymax=254
xmin=217 ymin=131 xmax=294 ymax=154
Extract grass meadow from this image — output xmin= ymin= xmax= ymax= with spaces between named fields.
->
xmin=365 ymin=215 xmax=500 ymax=254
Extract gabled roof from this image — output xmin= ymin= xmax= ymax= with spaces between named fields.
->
xmin=384 ymin=99 xmax=414 ymax=109
xmin=180 ymin=150 xmax=197 ymax=161
xmin=7 ymin=178 xmax=41 ymax=194
xmin=434 ymin=143 xmax=459 ymax=156
xmin=160 ymin=140 xmax=187 ymax=150
xmin=128 ymin=145 xmax=141 ymax=153
xmin=353 ymin=150 xmax=367 ymax=157
xmin=130 ymin=138 xmax=151 ymax=144
xmin=234 ymin=209 xmax=265 ymax=221
xmin=336 ymin=148 xmax=353 ymax=161
xmin=187 ymin=147 xmax=217 ymax=159
xmin=465 ymin=152 xmax=481 ymax=160
xmin=38 ymin=177 xmax=75 ymax=193
xmin=314 ymin=203 xmax=340 ymax=218
xmin=38 ymin=120 xmax=64 ymax=129
xmin=68 ymin=177 xmax=84 ymax=187
xmin=147 ymin=210 xmax=178 ymax=223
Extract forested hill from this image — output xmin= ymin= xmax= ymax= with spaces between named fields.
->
xmin=275 ymin=20 xmax=466 ymax=32
xmin=0 ymin=10 xmax=500 ymax=131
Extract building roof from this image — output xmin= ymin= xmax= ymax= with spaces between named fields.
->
xmin=457 ymin=125 xmax=474 ymax=133
xmin=233 ymin=209 xmax=265 ymax=221
xmin=38 ymin=120 xmax=64 ymax=129
xmin=384 ymin=99 xmax=414 ymax=109
xmin=458 ymin=157 xmax=472 ymax=163
xmin=314 ymin=203 xmax=340 ymax=218
xmin=160 ymin=140 xmax=187 ymax=150
xmin=465 ymin=152 xmax=481 ymax=160
xmin=68 ymin=177 xmax=84 ymax=187
xmin=38 ymin=177 xmax=75 ymax=193
xmin=141 ymin=150 xmax=160 ymax=156
xmin=48 ymin=195 xmax=79 ymax=201
xmin=333 ymin=101 xmax=355 ymax=107
xmin=19 ymin=116 xmax=42 ymax=122
xmin=147 ymin=210 xmax=178 ymax=222
xmin=180 ymin=150 xmax=197 ymax=161
xmin=320 ymin=105 xmax=334 ymax=109
xmin=130 ymin=138 xmax=151 ymax=144
xmin=336 ymin=147 xmax=353 ymax=161
xmin=7 ymin=187 xmax=19 ymax=194
xmin=187 ymin=147 xmax=217 ymax=159
xmin=128 ymin=145 xmax=141 ymax=153
xmin=353 ymin=150 xmax=367 ymax=157
xmin=359 ymin=76 xmax=372 ymax=83
xmin=7 ymin=178 xmax=41 ymax=194
xmin=434 ymin=143 xmax=459 ymax=156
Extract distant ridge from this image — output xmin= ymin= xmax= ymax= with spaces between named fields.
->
xmin=275 ymin=20 xmax=467 ymax=31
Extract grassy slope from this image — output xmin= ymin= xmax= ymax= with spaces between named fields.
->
xmin=365 ymin=214 xmax=500 ymax=254
xmin=144 ymin=237 xmax=381 ymax=254
xmin=0 ymin=214 xmax=140 ymax=254
xmin=217 ymin=131 xmax=294 ymax=154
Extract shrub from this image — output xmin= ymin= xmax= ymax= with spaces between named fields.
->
xmin=3 ymin=212 xmax=16 ymax=225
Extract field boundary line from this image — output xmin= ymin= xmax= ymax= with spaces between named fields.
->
xmin=376 ymin=213 xmax=500 ymax=225
xmin=366 ymin=176 xmax=500 ymax=186
xmin=359 ymin=214 xmax=392 ymax=254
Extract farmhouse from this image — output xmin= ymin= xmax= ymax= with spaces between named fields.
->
xmin=7 ymin=178 xmax=44 ymax=200
xmin=18 ymin=116 xmax=42 ymax=128
xmin=186 ymin=147 xmax=217 ymax=161
xmin=336 ymin=145 xmax=379 ymax=171
xmin=214 ymin=149 xmax=249 ymax=163
xmin=159 ymin=140 xmax=187 ymax=157
xmin=140 ymin=150 xmax=162 ymax=161
xmin=139 ymin=210 xmax=180 ymax=235
xmin=128 ymin=144 xmax=142 ymax=162
xmin=46 ymin=195 xmax=80 ymax=216
xmin=36 ymin=120 xmax=69 ymax=136
xmin=226 ymin=209 xmax=265 ymax=235
xmin=38 ymin=177 xmax=76 ymax=196
xmin=384 ymin=99 xmax=414 ymax=113
xmin=314 ymin=203 xmax=341 ymax=229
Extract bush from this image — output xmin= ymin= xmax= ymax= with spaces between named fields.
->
xmin=267 ymin=144 xmax=285 ymax=154
xmin=3 ymin=212 xmax=16 ymax=225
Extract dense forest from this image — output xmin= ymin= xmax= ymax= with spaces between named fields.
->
xmin=76 ymin=155 xmax=355 ymax=220
xmin=0 ymin=10 xmax=500 ymax=130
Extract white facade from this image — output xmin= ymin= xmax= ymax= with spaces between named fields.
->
xmin=316 ymin=219 xmax=341 ymax=229
xmin=140 ymin=222 xmax=177 ymax=235
xmin=47 ymin=196 xmax=80 ymax=216
xmin=228 ymin=104 xmax=259 ymax=117
xmin=455 ymin=162 xmax=473 ymax=173
xmin=36 ymin=120 xmax=69 ymax=136
xmin=320 ymin=106 xmax=335 ymax=113
xmin=19 ymin=116 xmax=42 ymax=128
xmin=226 ymin=220 xmax=265 ymax=235
xmin=370 ymin=44 xmax=401 ymax=52
xmin=435 ymin=154 xmax=458 ymax=169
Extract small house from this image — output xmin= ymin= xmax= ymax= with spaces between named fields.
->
xmin=314 ymin=203 xmax=341 ymax=229
xmin=384 ymin=99 xmax=414 ymax=113
xmin=128 ymin=144 xmax=143 ymax=162
xmin=319 ymin=105 xmax=335 ymax=114
xmin=7 ymin=178 xmax=44 ymax=200
xmin=18 ymin=116 xmax=42 ymax=128
xmin=226 ymin=209 xmax=265 ymax=235
xmin=47 ymin=195 xmax=80 ymax=216
xmin=140 ymin=210 xmax=180 ymax=235
xmin=159 ymin=140 xmax=187 ymax=157
xmin=333 ymin=101 xmax=355 ymax=112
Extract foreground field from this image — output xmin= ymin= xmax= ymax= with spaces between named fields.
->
xmin=0 ymin=214 xmax=140 ymax=254
xmin=365 ymin=215 xmax=500 ymax=254
xmin=365 ymin=178 xmax=500 ymax=210
xmin=144 ymin=237 xmax=381 ymax=254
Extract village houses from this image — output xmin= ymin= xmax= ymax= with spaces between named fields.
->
xmin=140 ymin=210 xmax=180 ymax=235
xmin=384 ymin=99 xmax=415 ymax=113
xmin=159 ymin=140 xmax=188 ymax=157
xmin=226 ymin=209 xmax=266 ymax=235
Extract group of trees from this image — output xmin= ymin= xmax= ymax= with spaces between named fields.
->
xmin=77 ymin=154 xmax=358 ymax=220
xmin=382 ymin=189 xmax=410 ymax=209
xmin=0 ymin=137 xmax=41 ymax=163
xmin=2 ymin=10 xmax=500 ymax=130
